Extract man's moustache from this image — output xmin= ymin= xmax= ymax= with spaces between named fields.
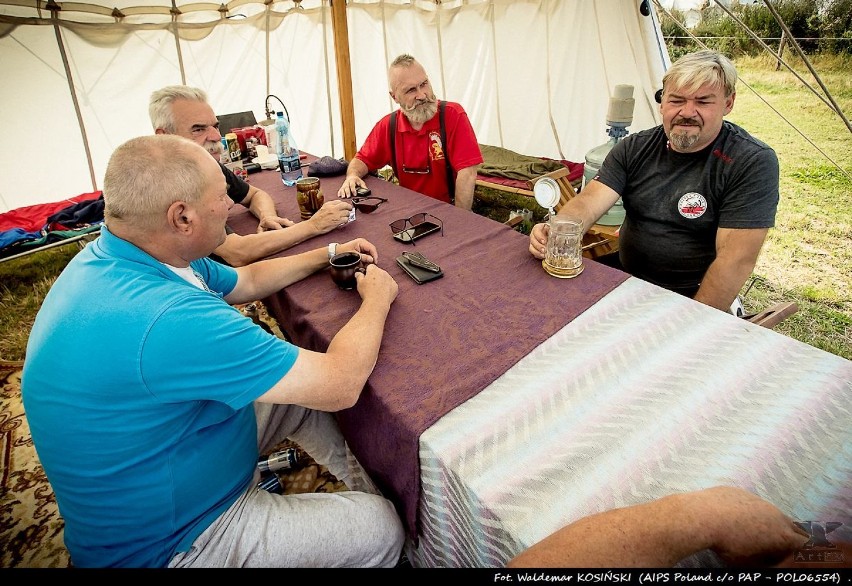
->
xmin=205 ymin=141 xmax=224 ymax=156
xmin=402 ymin=97 xmax=436 ymax=112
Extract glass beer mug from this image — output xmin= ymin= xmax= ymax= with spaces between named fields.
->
xmin=542 ymin=215 xmax=584 ymax=278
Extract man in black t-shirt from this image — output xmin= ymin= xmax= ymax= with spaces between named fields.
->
xmin=529 ymin=50 xmax=779 ymax=312
xmin=149 ymin=85 xmax=353 ymax=266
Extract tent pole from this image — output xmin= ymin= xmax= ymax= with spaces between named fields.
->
xmin=704 ymin=1 xmax=839 ymax=118
xmin=265 ymin=3 xmax=271 ymax=101
xmin=774 ymin=30 xmax=786 ymax=71
xmin=330 ymin=0 xmax=357 ymax=159
xmin=170 ymin=2 xmax=186 ymax=83
xmin=49 ymin=5 xmax=98 ymax=192
xmin=543 ymin=0 xmax=566 ymax=160
xmin=487 ymin=0 xmax=504 ymax=147
xmin=761 ymin=0 xmax=851 ymax=134
xmin=320 ymin=2 xmax=337 ymax=157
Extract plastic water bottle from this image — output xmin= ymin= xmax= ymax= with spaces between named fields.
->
xmin=219 ymin=137 xmax=230 ymax=165
xmin=275 ymin=111 xmax=302 ymax=186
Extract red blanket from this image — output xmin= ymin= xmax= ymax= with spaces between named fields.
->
xmin=0 ymin=192 xmax=102 ymax=232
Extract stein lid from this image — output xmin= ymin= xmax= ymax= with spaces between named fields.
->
xmin=533 ymin=177 xmax=560 ymax=210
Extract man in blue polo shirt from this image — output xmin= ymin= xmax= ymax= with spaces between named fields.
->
xmin=22 ymin=134 xmax=404 ymax=568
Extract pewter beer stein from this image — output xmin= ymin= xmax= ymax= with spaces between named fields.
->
xmin=542 ymin=215 xmax=584 ymax=278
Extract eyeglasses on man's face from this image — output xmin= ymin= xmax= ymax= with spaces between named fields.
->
xmin=352 ymin=196 xmax=388 ymax=214
xmin=389 ymin=212 xmax=443 ymax=245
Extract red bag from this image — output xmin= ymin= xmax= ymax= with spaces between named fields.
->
xmin=232 ymin=126 xmax=267 ymax=153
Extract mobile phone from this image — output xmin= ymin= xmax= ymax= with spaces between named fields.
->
xmin=355 ymin=186 xmax=372 ymax=197
xmin=392 ymin=221 xmax=441 ymax=243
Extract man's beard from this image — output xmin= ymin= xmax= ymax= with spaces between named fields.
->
xmin=668 ymin=117 xmax=701 ymax=151
xmin=401 ymin=96 xmax=438 ymax=126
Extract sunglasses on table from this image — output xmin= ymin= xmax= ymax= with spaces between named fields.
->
xmin=352 ymin=196 xmax=388 ymax=214
xmin=390 ymin=213 xmax=444 ymax=245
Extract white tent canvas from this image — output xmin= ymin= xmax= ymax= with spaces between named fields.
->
xmin=0 ymin=0 xmax=669 ymax=212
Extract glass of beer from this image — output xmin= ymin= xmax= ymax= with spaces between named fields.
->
xmin=542 ymin=215 xmax=584 ymax=278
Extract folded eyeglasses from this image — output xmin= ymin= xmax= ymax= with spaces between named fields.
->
xmin=352 ymin=196 xmax=388 ymax=214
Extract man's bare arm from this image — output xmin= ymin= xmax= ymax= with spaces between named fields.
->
xmin=529 ymin=180 xmax=620 ymax=259
xmin=256 ymin=263 xmax=397 ymax=412
xmin=507 ymin=487 xmax=808 ymax=568
xmin=214 ymin=200 xmax=354 ymax=267
xmin=453 ymin=165 xmax=479 ymax=210
xmin=241 ymin=185 xmax=293 ymax=231
xmin=693 ymin=227 xmax=768 ymax=311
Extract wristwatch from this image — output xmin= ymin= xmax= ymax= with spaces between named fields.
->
xmin=327 ymin=242 xmax=338 ymax=259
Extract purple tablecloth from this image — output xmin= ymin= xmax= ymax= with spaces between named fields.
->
xmin=229 ymin=167 xmax=629 ymax=538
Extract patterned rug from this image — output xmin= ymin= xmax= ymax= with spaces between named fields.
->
xmin=0 ymin=302 xmax=346 ymax=568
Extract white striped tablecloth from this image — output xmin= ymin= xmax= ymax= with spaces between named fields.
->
xmin=410 ymin=277 xmax=852 ymax=568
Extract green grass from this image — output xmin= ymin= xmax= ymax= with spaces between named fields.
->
xmin=725 ymin=54 xmax=851 ymax=359
xmin=0 ymin=245 xmax=82 ymax=363
xmin=1 ymin=54 xmax=850 ymax=362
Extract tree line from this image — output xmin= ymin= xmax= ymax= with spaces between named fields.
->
xmin=657 ymin=0 xmax=852 ymax=58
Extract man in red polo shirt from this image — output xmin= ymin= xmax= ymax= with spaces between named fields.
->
xmin=337 ymin=54 xmax=483 ymax=210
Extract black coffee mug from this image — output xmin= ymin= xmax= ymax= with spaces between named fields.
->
xmin=329 ymin=251 xmax=364 ymax=290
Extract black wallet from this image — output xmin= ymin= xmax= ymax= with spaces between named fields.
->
xmin=396 ymin=255 xmax=444 ymax=284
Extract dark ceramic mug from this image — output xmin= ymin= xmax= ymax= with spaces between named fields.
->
xmin=329 ymin=251 xmax=364 ymax=290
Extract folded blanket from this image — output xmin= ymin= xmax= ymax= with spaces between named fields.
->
xmin=478 ymin=144 xmax=567 ymax=181
xmin=46 ymin=195 xmax=104 ymax=231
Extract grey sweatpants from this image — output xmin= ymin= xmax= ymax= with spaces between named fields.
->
xmin=168 ymin=402 xmax=405 ymax=567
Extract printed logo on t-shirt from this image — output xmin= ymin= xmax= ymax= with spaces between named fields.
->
xmin=429 ymin=131 xmax=445 ymax=161
xmin=677 ymin=192 xmax=707 ymax=219
xmin=712 ymin=148 xmax=733 ymax=164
